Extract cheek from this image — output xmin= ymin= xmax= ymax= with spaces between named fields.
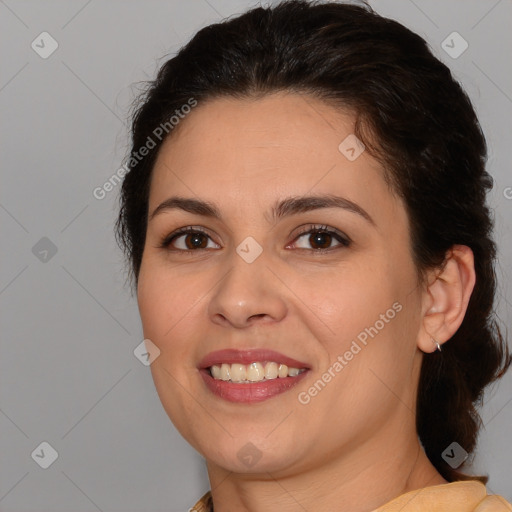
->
xmin=295 ymin=256 xmax=418 ymax=386
xmin=137 ymin=264 xmax=205 ymax=433
xmin=291 ymin=259 xmax=397 ymax=339
xmin=137 ymin=272 xmax=169 ymax=339
xmin=137 ymin=261 xmax=200 ymax=349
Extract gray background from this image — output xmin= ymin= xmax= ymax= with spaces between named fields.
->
xmin=1 ymin=0 xmax=511 ymax=510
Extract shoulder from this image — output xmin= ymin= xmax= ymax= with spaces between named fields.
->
xmin=190 ymin=484 xmax=512 ymax=511
xmin=190 ymin=491 xmax=213 ymax=512
xmin=372 ymin=481 xmax=511 ymax=512
xmin=473 ymin=494 xmax=512 ymax=511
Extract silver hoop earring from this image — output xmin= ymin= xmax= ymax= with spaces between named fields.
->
xmin=431 ymin=337 xmax=441 ymax=352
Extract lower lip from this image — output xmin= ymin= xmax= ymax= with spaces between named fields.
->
xmin=199 ymin=369 xmax=309 ymax=403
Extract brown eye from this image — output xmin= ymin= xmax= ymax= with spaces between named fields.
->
xmin=183 ymin=232 xmax=208 ymax=249
xmin=160 ymin=227 xmax=220 ymax=251
xmin=290 ymin=225 xmax=351 ymax=251
xmin=309 ymin=231 xmax=333 ymax=250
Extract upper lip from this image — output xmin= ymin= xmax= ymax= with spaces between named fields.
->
xmin=198 ymin=349 xmax=310 ymax=369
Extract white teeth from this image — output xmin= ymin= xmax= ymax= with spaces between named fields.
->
xmin=220 ymin=363 xmax=231 ymax=381
xmin=264 ymin=362 xmax=278 ymax=379
xmin=230 ymin=363 xmax=246 ymax=382
xmin=211 ymin=365 xmax=222 ymax=379
xmin=246 ymin=362 xmax=264 ymax=381
xmin=278 ymin=364 xmax=288 ymax=378
xmin=209 ymin=362 xmax=304 ymax=382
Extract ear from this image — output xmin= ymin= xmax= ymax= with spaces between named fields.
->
xmin=418 ymin=245 xmax=476 ymax=353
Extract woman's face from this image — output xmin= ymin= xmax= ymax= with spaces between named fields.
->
xmin=137 ymin=92 xmax=426 ymax=476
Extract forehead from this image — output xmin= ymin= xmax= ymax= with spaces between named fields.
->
xmin=149 ymin=92 xmax=397 ymax=219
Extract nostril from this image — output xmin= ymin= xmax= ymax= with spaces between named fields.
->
xmin=248 ymin=313 xmax=267 ymax=321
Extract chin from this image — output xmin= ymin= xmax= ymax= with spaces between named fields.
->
xmin=199 ymin=435 xmax=305 ymax=475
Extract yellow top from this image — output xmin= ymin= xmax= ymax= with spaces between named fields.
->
xmin=190 ymin=481 xmax=512 ymax=511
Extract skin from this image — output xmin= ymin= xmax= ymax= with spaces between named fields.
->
xmin=136 ymin=92 xmax=476 ymax=511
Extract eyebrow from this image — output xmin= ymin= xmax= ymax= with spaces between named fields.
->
xmin=149 ymin=194 xmax=375 ymax=225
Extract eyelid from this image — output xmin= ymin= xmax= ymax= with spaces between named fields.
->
xmin=287 ymin=224 xmax=352 ymax=250
xmin=159 ymin=224 xmax=351 ymax=251
xmin=159 ymin=225 xmax=220 ymax=250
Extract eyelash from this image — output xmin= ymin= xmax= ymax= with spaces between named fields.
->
xmin=158 ymin=224 xmax=352 ymax=253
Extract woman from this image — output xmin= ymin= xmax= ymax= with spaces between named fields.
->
xmin=115 ymin=1 xmax=512 ymax=510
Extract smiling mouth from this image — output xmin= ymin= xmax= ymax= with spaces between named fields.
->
xmin=208 ymin=361 xmax=307 ymax=383
xmin=199 ymin=348 xmax=310 ymax=402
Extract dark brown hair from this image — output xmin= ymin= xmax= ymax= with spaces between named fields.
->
xmin=115 ymin=0 xmax=511 ymax=483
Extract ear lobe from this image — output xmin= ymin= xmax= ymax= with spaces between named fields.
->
xmin=418 ymin=245 xmax=476 ymax=353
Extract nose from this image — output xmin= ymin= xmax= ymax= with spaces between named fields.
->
xmin=207 ymin=249 xmax=287 ymax=329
